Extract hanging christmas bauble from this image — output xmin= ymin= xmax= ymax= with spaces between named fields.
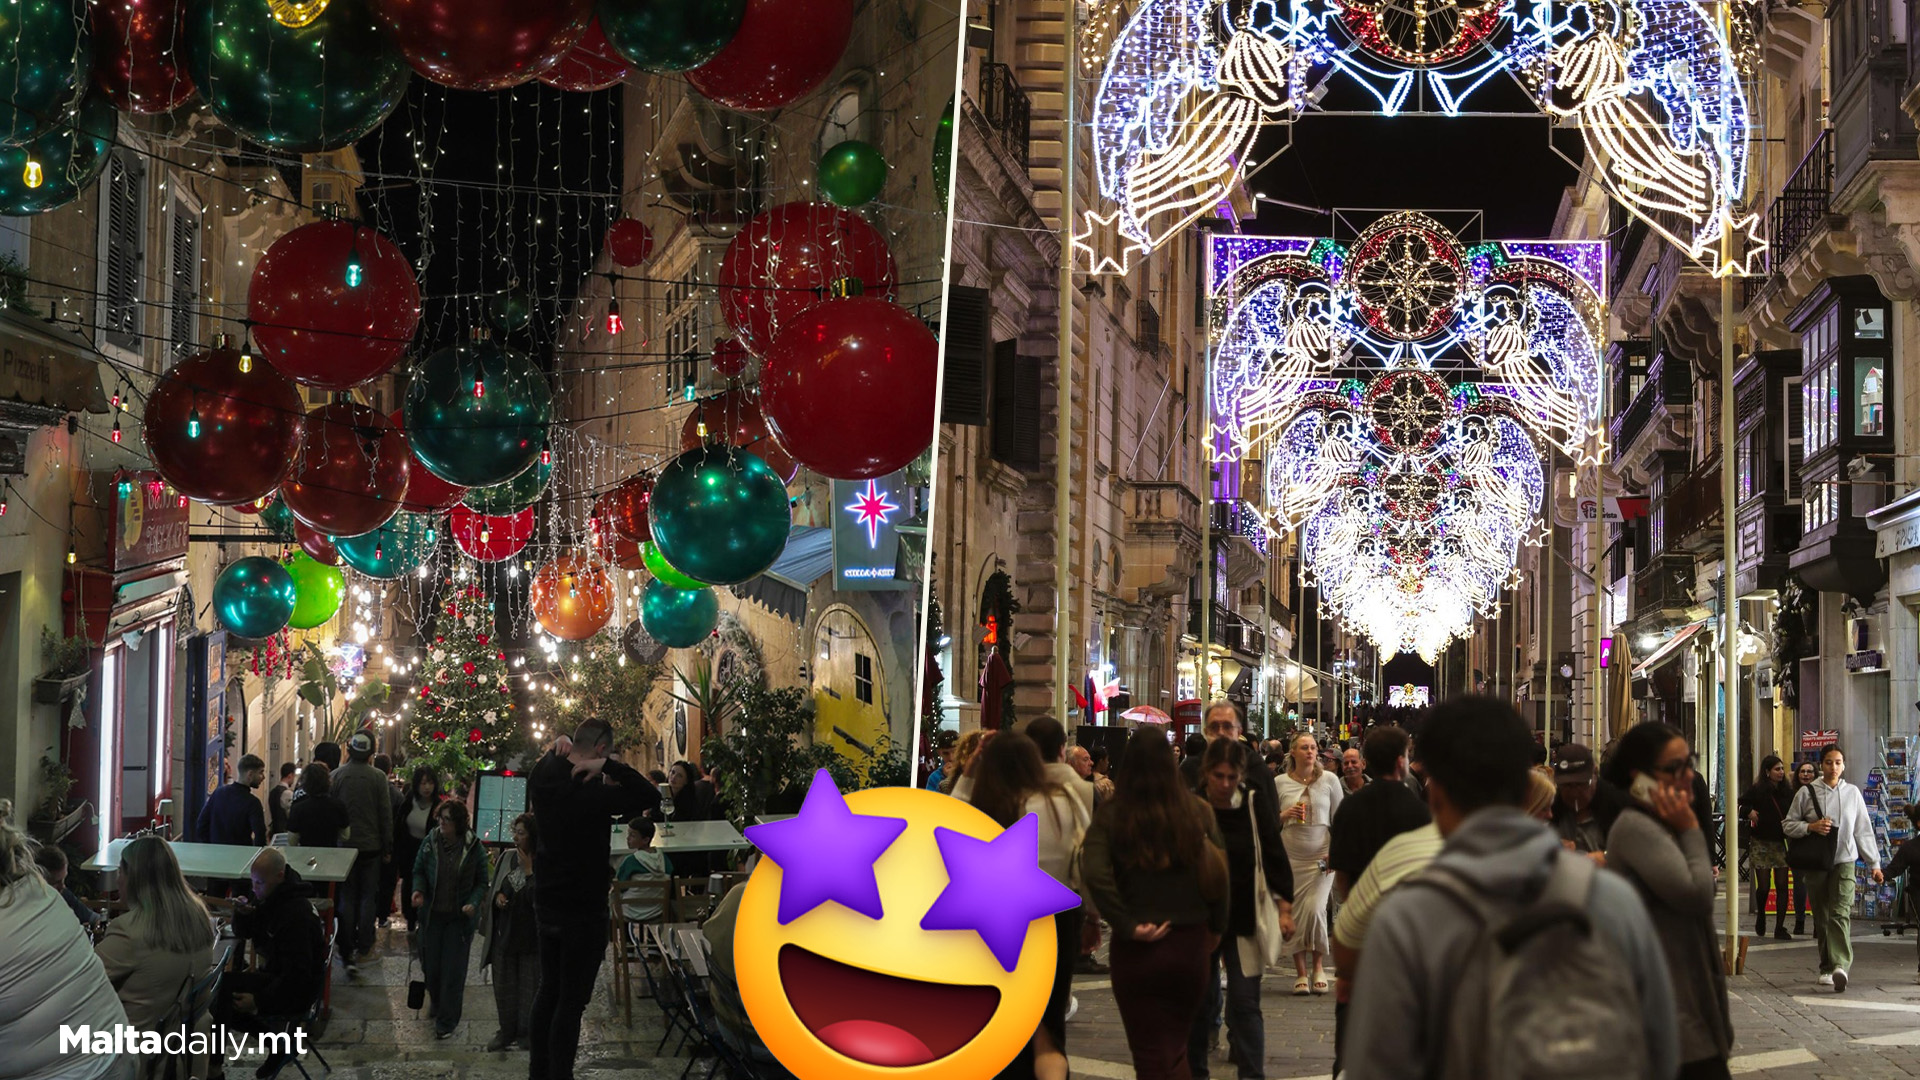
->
xmin=284 ymin=551 xmax=346 ymax=630
xmin=488 ymin=287 xmax=534 ymax=333
xmin=403 ymin=337 xmax=553 ymax=488
xmin=295 ymin=521 xmax=340 ymax=566
xmin=250 ymin=219 xmax=421 ymax=390
xmin=0 ymin=89 xmax=113 ymax=215
xmin=214 ymin=556 xmax=298 ymax=640
xmin=709 ymin=337 xmax=749 ymax=378
xmin=642 ymin=541 xmax=708 ymax=589
xmin=91 ymin=0 xmax=194 ymax=114
xmin=621 ymin=618 xmax=669 ymax=664
xmin=593 ymin=473 xmax=653 ymax=543
xmin=387 ymin=408 xmax=467 ymax=512
xmin=537 ymin=17 xmax=630 ymax=91
xmin=763 ymin=296 xmax=936 ymax=480
xmin=370 ymin=0 xmax=590 ymax=90
xmin=816 ymin=140 xmax=887 ymax=207
xmin=683 ymin=0 xmax=850 ymax=111
xmin=0 ymin=0 xmax=90 ymax=147
xmin=531 ymin=551 xmax=614 ymax=641
xmin=257 ymin=495 xmax=299 ymax=541
xmin=143 ymin=341 xmax=305 ymax=506
xmin=647 ymin=445 xmax=790 ymax=585
xmin=448 ymin=503 xmax=535 ymax=563
xmin=597 ymin=0 xmax=741 ymax=73
xmin=334 ymin=510 xmax=437 ymax=579
xmin=187 ymin=0 xmax=410 ymax=154
xmin=604 ymin=217 xmax=653 ymax=267
xmin=462 ymin=453 xmax=552 ymax=515
xmin=639 ymin=578 xmax=717 ymax=648
xmin=717 ymin=201 xmax=895 ymax=356
xmin=281 ymin=400 xmax=411 ymax=537
xmin=679 ymin=388 xmax=797 ymax=483
xmin=933 ymin=95 xmax=954 ymax=212
xmin=604 ymin=533 xmax=648 ymax=571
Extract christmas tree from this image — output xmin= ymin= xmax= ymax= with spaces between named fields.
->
xmin=409 ymin=581 xmax=521 ymax=783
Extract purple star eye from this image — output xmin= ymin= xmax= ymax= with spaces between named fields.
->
xmin=743 ymin=769 xmax=908 ymax=924
xmin=919 ymin=815 xmax=1082 ymax=971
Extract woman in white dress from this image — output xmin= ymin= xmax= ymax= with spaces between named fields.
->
xmin=1275 ymin=732 xmax=1344 ymax=994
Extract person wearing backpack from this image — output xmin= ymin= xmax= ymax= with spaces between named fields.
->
xmin=1343 ymin=696 xmax=1679 ymax=1080
xmin=1782 ymin=744 xmax=1883 ymax=991
xmin=1602 ymin=723 xmax=1732 ymax=1079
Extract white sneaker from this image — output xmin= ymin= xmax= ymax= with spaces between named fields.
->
xmin=1064 ymin=995 xmax=1078 ymax=1022
xmin=1817 ymin=973 xmax=1835 ymax=987
xmin=1834 ymin=969 xmax=1849 ymax=993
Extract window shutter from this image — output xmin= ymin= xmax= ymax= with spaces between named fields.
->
xmin=941 ymin=285 xmax=991 ymax=425
xmin=168 ymin=200 xmax=200 ymax=361
xmin=100 ymin=151 xmax=146 ymax=354
xmin=990 ymin=341 xmax=1041 ymax=471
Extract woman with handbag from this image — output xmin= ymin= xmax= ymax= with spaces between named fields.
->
xmin=479 ymin=812 xmax=539 ymax=1051
xmin=954 ymin=730 xmax=1087 ymax=1080
xmin=1782 ymin=745 xmax=1884 ymax=992
xmin=1740 ymin=756 xmax=1794 ymax=940
xmin=410 ymin=801 xmax=490 ymax=1038
xmin=1187 ymin=738 xmax=1294 ymax=1080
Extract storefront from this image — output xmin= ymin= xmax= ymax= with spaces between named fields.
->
xmin=1868 ymin=490 xmax=1920 ymax=762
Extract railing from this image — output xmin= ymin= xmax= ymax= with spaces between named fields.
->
xmin=1633 ymin=552 xmax=1697 ymax=617
xmin=1613 ymin=376 xmax=1657 ymax=451
xmin=978 ymin=62 xmax=1031 ymax=169
xmin=1768 ymin=131 xmax=1833 ymax=271
xmin=1187 ymin=605 xmax=1266 ymax=657
xmin=1128 ymin=480 xmax=1202 ymax=537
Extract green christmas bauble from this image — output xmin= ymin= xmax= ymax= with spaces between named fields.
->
xmin=0 ymin=0 xmax=89 ymax=148
xmin=214 ymin=556 xmax=298 ymax=640
xmin=403 ymin=338 xmax=553 ymax=488
xmin=462 ymin=454 xmax=552 ymax=514
xmin=284 ymin=551 xmax=346 ymax=630
xmin=932 ymin=96 xmax=954 ymax=212
xmin=489 ymin=288 xmax=534 ymax=332
xmin=258 ymin=495 xmax=298 ymax=542
xmin=642 ymin=540 xmax=708 ymax=589
xmin=186 ymin=0 xmax=410 ymax=154
xmin=648 ymin=445 xmax=789 ymax=586
xmin=0 ymin=89 xmax=111 ymax=216
xmin=334 ymin=511 xmax=438 ymax=579
xmin=639 ymin=578 xmax=717 ymax=648
xmin=597 ymin=0 xmax=742 ymax=73
xmin=817 ymin=139 xmax=886 ymax=208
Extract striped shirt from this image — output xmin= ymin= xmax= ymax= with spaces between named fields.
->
xmin=1333 ymin=822 xmax=1444 ymax=950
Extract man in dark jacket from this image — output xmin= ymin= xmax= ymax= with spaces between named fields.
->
xmin=269 ymin=762 xmax=297 ymax=838
xmin=198 ymin=754 xmax=267 ymax=849
xmin=220 ymin=847 xmax=327 ymax=1076
xmin=331 ymin=732 xmax=393 ymax=971
xmin=1548 ymin=743 xmax=1627 ymax=856
xmin=1329 ymin=726 xmax=1432 ymax=892
xmin=528 ymin=718 xmax=662 ymax=1080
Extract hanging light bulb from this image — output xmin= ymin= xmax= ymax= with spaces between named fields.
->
xmin=110 ymin=387 xmax=121 ymax=410
xmin=239 ymin=352 xmax=253 ymax=374
xmin=374 ymin=543 xmax=383 ymax=560
xmin=474 ymin=377 xmax=485 ymax=399
xmin=186 ymin=406 xmax=201 ymax=439
xmin=344 ymin=233 xmax=364 ymax=287
xmin=267 ymin=0 xmax=330 ymax=27
xmin=110 ymin=418 xmax=121 ymax=443
xmin=605 ymin=297 xmax=623 ymax=336
xmin=540 ymin=444 xmax=551 ymax=466
xmin=0 ymin=488 xmax=8 ymax=516
xmin=66 ymin=544 xmax=76 ymax=565
xmin=21 ymin=157 xmax=42 ymax=189
xmin=696 ymin=421 xmax=708 ymax=439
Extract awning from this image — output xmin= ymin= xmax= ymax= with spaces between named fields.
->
xmin=1632 ymin=619 xmax=1708 ymax=679
xmin=729 ymin=526 xmax=831 ymax=623
xmin=0 ymin=310 xmax=109 ymax=414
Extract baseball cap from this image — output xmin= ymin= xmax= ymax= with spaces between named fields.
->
xmin=1551 ymin=743 xmax=1595 ymax=782
xmin=347 ymin=731 xmax=374 ymax=755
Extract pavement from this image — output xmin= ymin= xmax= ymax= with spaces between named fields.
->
xmin=264 ymin=898 xmax=1920 ymax=1080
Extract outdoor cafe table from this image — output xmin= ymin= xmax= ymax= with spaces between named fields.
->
xmin=281 ymin=845 xmax=357 ymax=1022
xmin=81 ymin=839 xmax=260 ymax=878
xmin=610 ymin=819 xmax=754 ymax=858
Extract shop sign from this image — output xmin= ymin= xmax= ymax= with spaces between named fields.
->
xmin=1877 ymin=514 xmax=1920 ymax=558
xmin=1846 ymin=650 xmax=1886 ymax=672
xmin=1802 ymin=729 xmax=1840 ymax=750
xmin=830 ymin=470 xmax=915 ymax=592
xmin=110 ymin=470 xmax=189 ymax=573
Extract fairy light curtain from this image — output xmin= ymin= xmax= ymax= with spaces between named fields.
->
xmin=1209 ymin=212 xmax=1605 ymax=661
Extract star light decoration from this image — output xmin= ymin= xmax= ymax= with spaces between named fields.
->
xmin=1083 ymin=0 xmax=1763 ymax=276
xmin=844 ymin=478 xmax=901 ymax=548
xmin=1209 ymin=215 xmax=1604 ymax=661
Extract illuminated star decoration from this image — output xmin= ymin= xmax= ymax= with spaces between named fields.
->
xmin=919 ymin=815 xmax=1082 ymax=971
xmin=844 ymin=479 xmax=900 ymax=548
xmin=742 ymin=769 xmax=908 ymax=924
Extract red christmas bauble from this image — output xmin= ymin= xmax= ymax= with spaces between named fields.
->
xmin=477 ymin=633 xmax=490 ymax=645
xmin=449 ymin=503 xmax=535 ymax=563
xmin=91 ymin=0 xmax=194 ymax=114
xmin=603 ymin=533 xmax=649 ymax=570
xmin=679 ymin=388 xmax=798 ymax=483
xmin=143 ymin=343 xmax=304 ymax=506
xmin=280 ymin=402 xmax=411 ymax=537
xmin=606 ymin=218 xmax=653 ymax=267
xmin=593 ymin=473 xmax=654 ymax=543
xmin=371 ymin=0 xmax=591 ymax=90
xmin=295 ymin=522 xmax=341 ymax=566
xmin=684 ymin=0 xmax=852 ymax=111
xmin=462 ymin=661 xmax=477 ymax=675
xmin=716 ymin=202 xmax=895 ymax=356
xmin=710 ymin=337 xmax=750 ymax=378
xmin=469 ymin=728 xmax=484 ymax=743
xmin=432 ymin=730 xmax=447 ymax=740
xmin=537 ymin=18 xmax=632 ymax=91
xmin=250 ymin=220 xmax=421 ymax=390
xmin=761 ymin=297 xmax=937 ymax=480
xmin=389 ymin=409 xmax=467 ymax=512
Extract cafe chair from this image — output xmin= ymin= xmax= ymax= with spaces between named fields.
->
xmin=660 ymin=929 xmax=755 ymax=1080
xmin=609 ymin=877 xmax=672 ymax=1025
xmin=253 ymin=930 xmax=335 ymax=1080
xmin=669 ymin=877 xmax=714 ymax=922
xmin=157 ymin=944 xmax=233 ymax=1080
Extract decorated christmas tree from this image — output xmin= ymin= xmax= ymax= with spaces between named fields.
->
xmin=409 ymin=582 xmax=521 ymax=783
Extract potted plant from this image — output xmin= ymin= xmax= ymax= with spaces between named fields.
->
xmin=26 ymin=748 xmax=84 ymax=843
xmin=33 ymin=629 xmax=91 ymax=704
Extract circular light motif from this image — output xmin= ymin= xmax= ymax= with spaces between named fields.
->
xmin=1348 ymin=213 xmax=1465 ymax=342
